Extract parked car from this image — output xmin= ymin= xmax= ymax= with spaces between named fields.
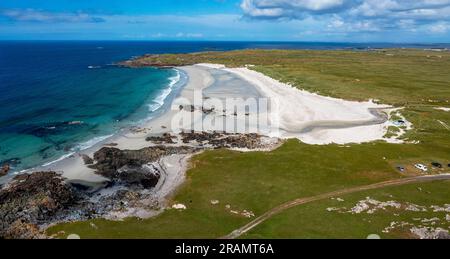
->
xmin=415 ymin=164 xmax=428 ymax=172
xmin=393 ymin=120 xmax=406 ymax=126
xmin=396 ymin=166 xmax=405 ymax=172
xmin=431 ymin=162 xmax=442 ymax=168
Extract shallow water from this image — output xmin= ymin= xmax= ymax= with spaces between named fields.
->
xmin=204 ymin=69 xmax=264 ymax=99
xmin=0 ymin=42 xmax=180 ymax=172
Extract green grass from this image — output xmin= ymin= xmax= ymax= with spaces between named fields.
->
xmin=48 ymin=140 xmax=448 ymax=239
xmin=135 ymin=49 xmax=450 ymax=106
xmin=244 ymin=180 xmax=450 ymax=239
xmin=384 ymin=126 xmax=401 ymax=138
xmin=47 ymin=49 xmax=450 ymax=238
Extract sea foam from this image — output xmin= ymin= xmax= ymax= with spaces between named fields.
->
xmin=74 ymin=134 xmax=115 ymax=152
xmin=148 ymin=69 xmax=181 ymax=112
xmin=40 ymin=134 xmax=113 ymax=168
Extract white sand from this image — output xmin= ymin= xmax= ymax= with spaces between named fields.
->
xmin=199 ymin=64 xmax=395 ymax=145
xmin=152 ymin=154 xmax=193 ymax=203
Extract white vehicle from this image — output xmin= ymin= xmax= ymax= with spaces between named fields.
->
xmin=415 ymin=164 xmax=428 ymax=172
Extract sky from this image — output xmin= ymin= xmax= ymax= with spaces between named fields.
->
xmin=0 ymin=0 xmax=450 ymax=42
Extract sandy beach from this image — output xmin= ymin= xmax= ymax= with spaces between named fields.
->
xmin=13 ymin=63 xmax=402 ymax=189
xmin=0 ymin=61 xmax=417 ymax=234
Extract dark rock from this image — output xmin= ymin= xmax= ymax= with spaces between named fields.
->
xmin=91 ymin=146 xmax=196 ymax=188
xmin=437 ymin=231 xmax=450 ymax=239
xmin=0 ymin=172 xmax=77 ymax=239
xmin=0 ymin=164 xmax=10 ymax=177
xmin=0 ymin=158 xmax=21 ymax=168
xmin=180 ymin=132 xmax=265 ymax=149
xmin=117 ymin=165 xmax=160 ymax=189
xmin=202 ymin=106 xmax=215 ymax=114
xmin=3 ymin=220 xmax=45 ymax=239
xmin=146 ymin=133 xmax=176 ymax=144
xmin=81 ymin=154 xmax=94 ymax=165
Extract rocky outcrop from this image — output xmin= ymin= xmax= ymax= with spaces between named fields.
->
xmin=0 ymin=164 xmax=9 ymax=177
xmin=180 ymin=132 xmax=266 ymax=149
xmin=90 ymin=146 xmax=197 ymax=188
xmin=115 ymin=165 xmax=160 ymax=189
xmin=0 ymin=158 xmax=20 ymax=177
xmin=0 ymin=172 xmax=77 ymax=239
xmin=146 ymin=133 xmax=176 ymax=144
xmin=3 ymin=220 xmax=46 ymax=239
xmin=81 ymin=154 xmax=94 ymax=165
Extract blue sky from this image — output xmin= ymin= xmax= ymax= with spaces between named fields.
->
xmin=1 ymin=0 xmax=450 ymax=42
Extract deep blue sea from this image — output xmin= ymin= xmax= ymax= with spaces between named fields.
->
xmin=0 ymin=41 xmax=448 ymax=173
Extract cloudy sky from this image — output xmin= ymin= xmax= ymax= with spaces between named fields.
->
xmin=0 ymin=0 xmax=449 ymax=42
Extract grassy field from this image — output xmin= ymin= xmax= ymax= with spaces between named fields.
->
xmin=48 ymin=49 xmax=450 ymax=239
xmin=244 ymin=180 xmax=450 ymax=239
xmin=130 ymin=49 xmax=450 ymax=106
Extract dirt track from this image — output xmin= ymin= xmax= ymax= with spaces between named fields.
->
xmin=222 ymin=174 xmax=450 ymax=239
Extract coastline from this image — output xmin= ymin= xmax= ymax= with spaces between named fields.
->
xmin=1 ymin=43 xmax=448 ymax=240
xmin=0 ymin=61 xmax=417 ymax=239
xmin=2 ymin=63 xmax=403 ymax=185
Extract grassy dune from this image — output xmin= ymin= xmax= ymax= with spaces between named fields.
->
xmin=48 ymin=49 xmax=450 ymax=238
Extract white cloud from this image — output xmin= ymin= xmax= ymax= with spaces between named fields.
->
xmin=1 ymin=9 xmax=105 ymax=23
xmin=429 ymin=22 xmax=450 ymax=33
xmin=328 ymin=16 xmax=345 ymax=28
xmin=348 ymin=0 xmax=450 ymax=20
xmin=241 ymin=0 xmax=450 ymax=32
xmin=241 ymin=0 xmax=350 ymax=19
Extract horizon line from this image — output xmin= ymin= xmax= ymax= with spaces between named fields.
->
xmin=0 ymin=39 xmax=449 ymax=45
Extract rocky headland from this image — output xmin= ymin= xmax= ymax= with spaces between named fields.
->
xmin=0 ymin=133 xmax=279 ymax=239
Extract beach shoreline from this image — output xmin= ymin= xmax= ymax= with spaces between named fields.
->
xmin=0 ymin=62 xmax=416 ymax=238
xmin=2 ymin=63 xmax=405 ymax=185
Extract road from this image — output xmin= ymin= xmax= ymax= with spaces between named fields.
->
xmin=222 ymin=174 xmax=450 ymax=239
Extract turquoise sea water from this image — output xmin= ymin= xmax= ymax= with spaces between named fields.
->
xmin=0 ymin=42 xmax=184 ymax=172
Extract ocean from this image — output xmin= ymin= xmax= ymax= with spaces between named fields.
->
xmin=0 ymin=41 xmax=448 ymax=173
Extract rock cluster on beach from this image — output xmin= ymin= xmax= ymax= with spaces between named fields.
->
xmin=0 ymin=158 xmax=21 ymax=177
xmin=90 ymin=145 xmax=197 ymax=189
xmin=180 ymin=131 xmax=267 ymax=149
xmin=145 ymin=131 xmax=272 ymax=150
xmin=0 ymin=170 xmax=166 ymax=239
xmin=0 ymin=172 xmax=77 ymax=239
xmin=145 ymin=133 xmax=176 ymax=144
xmin=0 ymin=164 xmax=10 ymax=177
xmin=0 ymin=130 xmax=277 ymax=238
